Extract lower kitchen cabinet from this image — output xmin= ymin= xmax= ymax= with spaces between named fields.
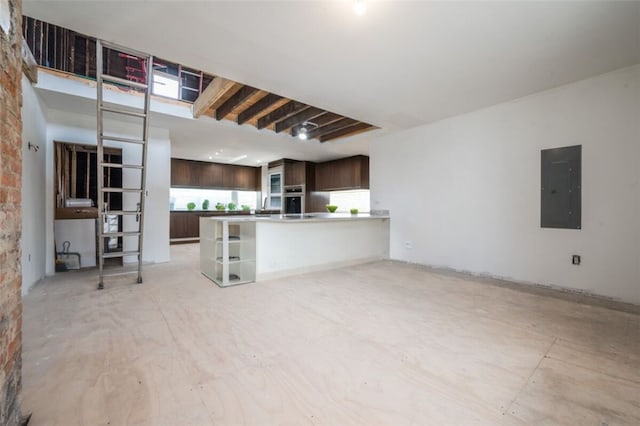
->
xmin=170 ymin=211 xmax=252 ymax=240
xmin=200 ymin=218 xmax=256 ymax=287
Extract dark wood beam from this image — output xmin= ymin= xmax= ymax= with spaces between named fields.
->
xmin=193 ymin=77 xmax=240 ymax=118
xmin=257 ymin=101 xmax=308 ymax=130
xmin=215 ymin=85 xmax=259 ymax=120
xmin=290 ymin=112 xmax=343 ymax=137
xmin=21 ymin=39 xmax=38 ymax=83
xmin=274 ymin=107 xmax=325 ymax=133
xmin=305 ymin=118 xmax=359 ymax=140
xmin=237 ymin=93 xmax=283 ymax=125
xmin=320 ymin=122 xmax=375 ymax=142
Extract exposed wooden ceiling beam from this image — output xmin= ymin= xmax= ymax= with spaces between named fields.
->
xmin=215 ymin=85 xmax=259 ymax=120
xmin=274 ymin=107 xmax=325 ymax=133
xmin=237 ymin=93 xmax=283 ymax=125
xmin=192 ymin=77 xmax=241 ymax=118
xmin=290 ymin=112 xmax=343 ymax=137
xmin=257 ymin=101 xmax=308 ymax=130
xmin=320 ymin=122 xmax=375 ymax=142
xmin=306 ymin=118 xmax=359 ymax=140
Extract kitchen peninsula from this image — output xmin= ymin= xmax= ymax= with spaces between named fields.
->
xmin=200 ymin=213 xmax=389 ymax=286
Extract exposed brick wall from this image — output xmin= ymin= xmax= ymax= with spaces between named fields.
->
xmin=0 ymin=0 xmax=23 ymax=425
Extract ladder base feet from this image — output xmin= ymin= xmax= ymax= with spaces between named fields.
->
xmin=97 ymin=282 xmax=104 ymax=290
xmin=136 ymin=277 xmax=143 ymax=284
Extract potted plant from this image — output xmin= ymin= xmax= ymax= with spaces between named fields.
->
xmin=241 ymin=204 xmax=251 ymax=212
xmin=187 ymin=202 xmax=196 ymax=211
xmin=326 ymin=205 xmax=338 ymax=213
xmin=228 ymin=202 xmax=237 ymax=211
xmin=202 ymin=199 xmax=210 ymax=210
xmin=350 ymin=208 xmax=359 ymax=215
xmin=215 ymin=202 xmax=226 ymax=211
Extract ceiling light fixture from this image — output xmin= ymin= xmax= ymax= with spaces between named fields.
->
xmin=354 ymin=0 xmax=367 ymax=16
xmin=298 ymin=121 xmax=318 ymax=140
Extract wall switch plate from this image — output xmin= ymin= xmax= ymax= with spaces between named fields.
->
xmin=572 ymin=255 xmax=581 ymax=265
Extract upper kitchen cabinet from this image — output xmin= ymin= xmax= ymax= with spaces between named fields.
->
xmin=201 ymin=162 xmax=224 ymax=188
xmin=171 ymin=158 xmax=202 ymax=187
xmin=223 ymin=164 xmax=260 ymax=190
xmin=171 ymin=158 xmax=261 ymax=190
xmin=284 ymin=160 xmax=307 ymax=186
xmin=315 ymin=155 xmax=369 ymax=191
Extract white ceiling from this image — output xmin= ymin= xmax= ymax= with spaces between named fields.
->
xmin=24 ymin=0 xmax=640 ymax=162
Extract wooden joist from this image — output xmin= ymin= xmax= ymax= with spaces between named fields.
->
xmin=290 ymin=112 xmax=343 ymax=137
xmin=237 ymin=93 xmax=283 ymax=125
xmin=257 ymin=101 xmax=308 ymax=130
xmin=21 ymin=39 xmax=38 ymax=83
xmin=320 ymin=122 xmax=375 ymax=143
xmin=274 ymin=107 xmax=325 ymax=133
xmin=192 ymin=77 xmax=241 ymax=118
xmin=305 ymin=118 xmax=358 ymax=140
xmin=189 ymin=67 xmax=378 ymax=142
xmin=215 ymin=85 xmax=259 ymax=120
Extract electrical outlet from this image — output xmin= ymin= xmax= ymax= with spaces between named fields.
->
xmin=404 ymin=241 xmax=413 ymax=249
xmin=572 ymin=255 xmax=581 ymax=265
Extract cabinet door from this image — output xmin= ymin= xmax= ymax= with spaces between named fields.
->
xmin=201 ymin=162 xmax=224 ymax=188
xmin=234 ymin=166 xmax=257 ymax=190
xmin=170 ymin=213 xmax=200 ymax=239
xmin=315 ymin=156 xmax=369 ymax=191
xmin=171 ymin=159 xmax=202 ymax=187
xmin=284 ymin=161 xmax=306 ymax=186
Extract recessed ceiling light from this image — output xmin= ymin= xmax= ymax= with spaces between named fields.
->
xmin=354 ymin=0 xmax=367 ymax=16
xmin=208 ymin=155 xmax=213 ymax=160
xmin=214 ymin=152 xmax=220 ymax=156
xmin=256 ymin=160 xmax=262 ymax=164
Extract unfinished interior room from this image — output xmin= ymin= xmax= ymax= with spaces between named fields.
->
xmin=1 ymin=0 xmax=639 ymax=425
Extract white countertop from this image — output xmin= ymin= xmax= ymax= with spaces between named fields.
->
xmin=201 ymin=213 xmax=389 ymax=223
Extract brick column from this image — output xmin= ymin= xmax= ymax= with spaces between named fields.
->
xmin=0 ymin=0 xmax=23 ymax=425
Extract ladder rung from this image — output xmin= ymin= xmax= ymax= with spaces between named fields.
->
xmin=101 ymin=163 xmax=144 ymax=169
xmin=100 ymin=231 xmax=141 ymax=237
xmin=100 ymin=106 xmax=147 ymax=119
xmin=100 ymin=135 xmax=146 ymax=145
xmin=100 ymin=40 xmax=151 ymax=60
xmin=104 ymin=210 xmax=140 ymax=215
xmin=100 ymin=74 xmax=148 ymax=90
xmin=102 ymin=250 xmax=140 ymax=259
xmin=101 ymin=188 xmax=143 ymax=193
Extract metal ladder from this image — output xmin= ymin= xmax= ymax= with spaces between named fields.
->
xmin=96 ymin=40 xmax=153 ymax=290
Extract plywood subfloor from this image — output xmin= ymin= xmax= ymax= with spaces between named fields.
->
xmin=22 ymin=244 xmax=640 ymax=425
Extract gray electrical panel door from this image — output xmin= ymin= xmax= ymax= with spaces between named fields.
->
xmin=541 ymin=145 xmax=581 ymax=229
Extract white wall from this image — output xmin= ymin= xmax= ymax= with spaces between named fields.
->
xmin=45 ymin=109 xmax=171 ymax=275
xmin=371 ymin=65 xmax=640 ymax=304
xmin=21 ymin=75 xmax=48 ymax=294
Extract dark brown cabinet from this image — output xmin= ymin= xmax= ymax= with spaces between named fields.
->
xmin=171 ymin=158 xmax=202 ymax=187
xmin=315 ymin=155 xmax=369 ymax=191
xmin=201 ymin=162 xmax=223 ymax=188
xmin=171 ymin=158 xmax=260 ymax=190
xmin=284 ymin=160 xmax=306 ymax=186
xmin=170 ymin=211 xmax=251 ymax=240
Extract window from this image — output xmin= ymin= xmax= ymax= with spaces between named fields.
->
xmin=152 ymin=71 xmax=179 ymax=99
xmin=329 ymin=190 xmax=370 ymax=213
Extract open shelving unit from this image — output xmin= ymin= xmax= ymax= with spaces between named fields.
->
xmin=200 ymin=218 xmax=256 ymax=287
